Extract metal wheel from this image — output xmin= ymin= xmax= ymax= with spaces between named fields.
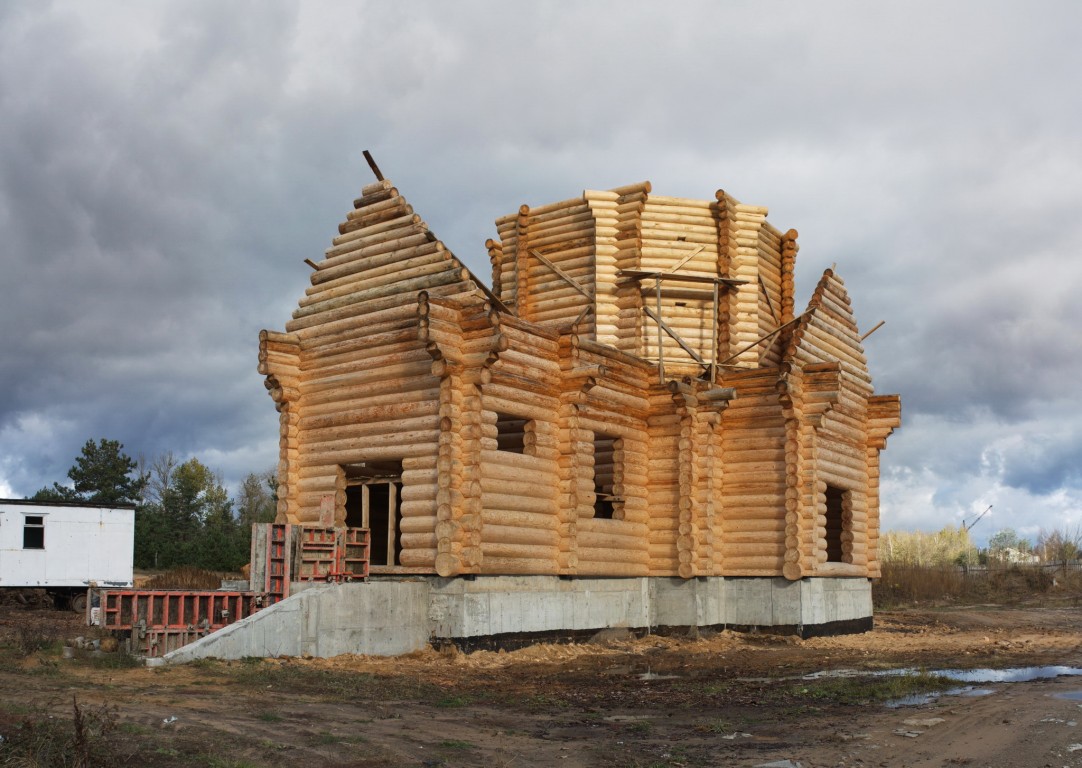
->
xmin=70 ymin=592 xmax=88 ymax=614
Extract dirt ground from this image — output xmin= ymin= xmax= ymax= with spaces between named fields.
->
xmin=4 ymin=598 xmax=1082 ymax=767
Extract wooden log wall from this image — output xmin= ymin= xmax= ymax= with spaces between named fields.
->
xmin=778 ymin=229 xmax=799 ymax=346
xmin=720 ymin=193 xmax=770 ymax=369
xmin=757 ymin=222 xmax=785 ymax=367
xmin=777 ymin=269 xmax=898 ymax=579
xmin=718 ymin=367 xmax=788 ymax=575
xmin=636 ymin=195 xmax=724 ymax=372
xmin=260 ymin=178 xmax=490 ymax=564
xmin=586 ymin=190 xmax=621 ymax=347
xmin=421 ymin=296 xmax=504 ymax=576
xmin=714 ymin=194 xmax=733 ymax=371
xmin=492 ymin=212 xmax=519 ymax=308
xmin=866 ymin=394 xmax=902 ymax=578
xmin=777 ymin=363 xmax=809 ymax=581
xmin=480 ymin=317 xmax=563 ymax=574
xmin=612 ymin=183 xmax=650 ymax=357
xmin=556 ymin=332 xmax=654 ymax=575
xmin=666 ymin=383 xmax=727 ymax=578
xmin=646 ymin=390 xmax=681 ymax=574
xmin=259 ymin=330 xmax=301 ymax=520
xmin=264 ymin=176 xmax=899 ymax=583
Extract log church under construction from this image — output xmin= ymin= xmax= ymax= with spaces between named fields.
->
xmin=253 ymin=171 xmax=901 ymax=649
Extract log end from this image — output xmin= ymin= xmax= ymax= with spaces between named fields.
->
xmin=434 ymin=552 xmax=459 ymax=578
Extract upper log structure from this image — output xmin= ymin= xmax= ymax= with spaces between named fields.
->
xmin=261 ymin=176 xmax=900 ymax=581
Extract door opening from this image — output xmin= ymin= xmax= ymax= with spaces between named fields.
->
xmin=343 ymin=461 xmax=403 ymax=568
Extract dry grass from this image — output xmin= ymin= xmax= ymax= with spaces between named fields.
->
xmin=141 ymin=566 xmax=229 ymax=590
xmin=874 ymin=562 xmax=1081 ymax=608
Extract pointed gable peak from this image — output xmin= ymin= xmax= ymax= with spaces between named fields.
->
xmin=783 ymin=267 xmax=866 ymax=368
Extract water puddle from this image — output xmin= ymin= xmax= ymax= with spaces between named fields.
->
xmin=883 ymin=666 xmax=1082 ymax=708
xmin=637 ymin=671 xmax=681 ymax=681
xmin=885 ymin=686 xmax=995 ymax=708
xmin=1054 ymin=691 xmax=1082 ymax=701
xmin=930 ymin=666 xmax=1082 ymax=684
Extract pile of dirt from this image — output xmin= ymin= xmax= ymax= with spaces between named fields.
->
xmin=140 ymin=566 xmax=229 ymax=590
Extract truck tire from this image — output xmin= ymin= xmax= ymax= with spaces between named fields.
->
xmin=70 ymin=592 xmax=88 ymax=613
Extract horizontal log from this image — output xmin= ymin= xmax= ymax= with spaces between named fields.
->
xmin=479 ymin=556 xmax=558 ymax=575
xmin=294 ymin=268 xmax=469 ymax=323
xmin=480 ymin=507 xmax=558 ymax=531
xmin=302 ymin=244 xmax=449 ymax=304
xmin=322 ymin=225 xmax=432 ymax=264
xmin=480 ymin=522 xmax=558 ymax=548
xmin=575 ymin=546 xmax=649 ymax=565
xmin=302 ymin=358 xmax=433 ymax=397
xmin=481 ymin=492 xmax=555 ymax=515
xmin=480 ymin=540 xmax=559 ymax=561
xmin=301 ymin=441 xmax=438 ymax=466
xmin=480 ymin=476 xmax=557 ymax=501
xmin=575 ymin=529 xmax=647 ymax=552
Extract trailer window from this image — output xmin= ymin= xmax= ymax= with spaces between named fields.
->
xmin=23 ymin=515 xmax=44 ymax=549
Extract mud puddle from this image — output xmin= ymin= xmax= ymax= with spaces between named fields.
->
xmin=885 ymin=666 xmax=1082 ymax=708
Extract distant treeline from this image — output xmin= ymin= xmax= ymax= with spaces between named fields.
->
xmin=31 ymin=438 xmax=276 ymax=571
xmin=879 ymin=525 xmax=1082 ymax=568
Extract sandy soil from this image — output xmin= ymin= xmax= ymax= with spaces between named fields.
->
xmin=4 ymin=601 xmax=1082 ymax=767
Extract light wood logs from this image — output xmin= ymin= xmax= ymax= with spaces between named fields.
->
xmin=260 ymin=177 xmax=896 ymax=584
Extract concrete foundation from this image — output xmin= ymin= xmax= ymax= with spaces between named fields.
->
xmin=151 ymin=575 xmax=872 ymax=664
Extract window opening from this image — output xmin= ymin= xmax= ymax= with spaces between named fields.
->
xmin=23 ymin=515 xmax=44 ymax=550
xmin=593 ymin=432 xmax=622 ymax=520
xmin=495 ymin=413 xmax=529 ymax=454
xmin=824 ymin=485 xmax=848 ymax=562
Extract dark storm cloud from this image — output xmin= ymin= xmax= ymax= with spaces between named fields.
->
xmin=1 ymin=1 xmax=1080 ymax=543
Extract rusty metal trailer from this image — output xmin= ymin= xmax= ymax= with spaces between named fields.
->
xmin=90 ymin=524 xmax=370 ymax=657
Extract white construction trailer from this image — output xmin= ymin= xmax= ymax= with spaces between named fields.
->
xmin=0 ymin=499 xmax=135 ymax=611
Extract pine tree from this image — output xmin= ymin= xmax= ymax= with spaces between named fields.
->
xmin=31 ymin=438 xmax=146 ymax=504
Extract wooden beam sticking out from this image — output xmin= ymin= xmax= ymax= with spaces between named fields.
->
xmin=530 ymin=250 xmax=593 ymax=300
xmin=710 ymin=278 xmax=720 ymax=382
xmin=363 ymin=150 xmax=384 ymax=182
xmin=758 ymin=275 xmax=779 ymax=324
xmin=572 ymin=303 xmax=594 ymax=327
xmin=618 ymin=269 xmax=746 ymax=287
xmin=655 ymin=276 xmax=665 ymax=384
xmin=716 ymin=311 xmax=810 ymax=367
xmin=669 ymin=245 xmax=706 ymax=273
xmin=643 ymin=305 xmax=706 ymax=365
xmin=860 ymin=320 xmax=885 ymax=342
xmin=304 ymin=258 xmax=320 ymax=271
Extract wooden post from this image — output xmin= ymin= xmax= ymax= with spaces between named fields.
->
xmin=710 ymin=278 xmax=719 ymax=383
xmin=363 ymin=150 xmax=384 ymax=182
xmin=655 ymin=275 xmax=664 ymax=384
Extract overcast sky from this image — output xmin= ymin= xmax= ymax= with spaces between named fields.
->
xmin=2 ymin=1 xmax=1079 ymax=546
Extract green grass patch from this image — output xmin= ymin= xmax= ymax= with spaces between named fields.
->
xmin=435 ymin=694 xmax=472 ymax=708
xmin=439 ymin=739 xmax=475 ymax=749
xmin=792 ymin=670 xmax=959 ymax=705
xmin=80 ymin=650 xmax=144 ymax=670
